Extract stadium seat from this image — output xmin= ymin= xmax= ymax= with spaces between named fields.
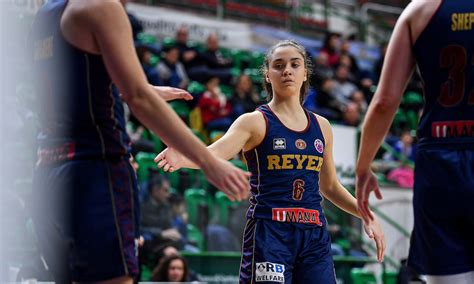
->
xmin=187 ymin=80 xmax=206 ymax=95
xmin=381 ymin=271 xmax=398 ymax=284
xmin=137 ymin=32 xmax=157 ymax=45
xmin=162 ymin=37 xmax=176 ymax=48
xmin=184 ymin=188 xmax=213 ymax=227
xmin=187 ymin=223 xmax=205 ymax=251
xmin=169 ymin=101 xmax=190 ymax=123
xmin=209 ymin=130 xmax=225 ymax=143
xmin=244 ymin=68 xmax=263 ymax=84
xmin=231 ymin=49 xmax=251 ymax=70
xmin=135 ymin=152 xmax=158 ymax=183
xmin=231 ymin=158 xmax=247 ymax=171
xmin=219 ymin=84 xmax=233 ymax=98
xmin=149 ymin=132 xmax=164 ymax=153
xmin=215 ymin=191 xmax=241 ymax=226
xmin=250 ymin=51 xmax=265 ymax=69
xmin=350 ymin=268 xmax=377 ymax=284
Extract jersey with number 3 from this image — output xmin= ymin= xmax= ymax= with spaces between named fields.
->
xmin=414 ymin=0 xmax=474 ymax=148
xmin=243 ymin=105 xmax=326 ymax=225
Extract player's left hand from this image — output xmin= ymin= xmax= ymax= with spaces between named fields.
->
xmin=363 ymin=216 xmax=386 ymax=262
xmin=155 ymin=147 xmax=185 ymax=172
xmin=153 ymin=86 xmax=193 ymax=101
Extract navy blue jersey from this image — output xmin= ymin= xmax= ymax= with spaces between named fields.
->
xmin=414 ymin=0 xmax=474 ymax=148
xmin=243 ymin=105 xmax=326 ymax=225
xmin=31 ymin=0 xmax=130 ymax=161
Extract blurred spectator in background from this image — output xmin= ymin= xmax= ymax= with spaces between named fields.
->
xmin=339 ymin=39 xmax=360 ymax=82
xmin=384 ymin=129 xmax=416 ymax=163
xmin=175 ymin=25 xmax=199 ymax=70
xmin=188 ymin=33 xmax=234 ymax=84
xmin=198 ymin=77 xmax=233 ymax=131
xmin=341 ymin=102 xmax=361 ymax=127
xmin=231 ymin=74 xmax=261 ymax=117
xmin=338 ymin=54 xmax=359 ymax=83
xmin=151 ymin=255 xmax=189 ymax=282
xmin=157 ymin=45 xmax=189 ymax=89
xmin=319 ymin=32 xmax=341 ymax=67
xmin=141 ymin=175 xmax=184 ymax=247
xmin=311 ymin=52 xmax=334 ymax=89
xmin=333 ymin=65 xmax=358 ymax=103
xmin=351 ymin=90 xmax=368 ymax=114
xmin=136 ymin=46 xmax=161 ymax=86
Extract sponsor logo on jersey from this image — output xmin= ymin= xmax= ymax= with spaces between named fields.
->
xmin=272 ymin=208 xmax=322 ymax=225
xmin=295 ymin=139 xmax=307 ymax=150
xmin=432 ymin=120 xmax=474 ymax=138
xmin=273 ymin=138 xmax=286 ymax=150
xmin=255 ymin=262 xmax=285 ymax=283
xmin=314 ymin=139 xmax=324 ymax=153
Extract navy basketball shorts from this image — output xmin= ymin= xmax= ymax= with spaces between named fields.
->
xmin=32 ymin=157 xmax=140 ymax=281
xmin=239 ymin=218 xmax=336 ymax=284
xmin=408 ymin=148 xmax=474 ymax=275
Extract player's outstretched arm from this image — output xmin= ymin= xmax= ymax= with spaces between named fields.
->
xmin=317 ymin=115 xmax=386 ymax=262
xmin=155 ymin=112 xmax=258 ymax=171
xmin=355 ymin=2 xmax=420 ymax=222
xmin=155 ymin=112 xmax=263 ymax=200
xmin=86 ymin=1 xmax=249 ymax=200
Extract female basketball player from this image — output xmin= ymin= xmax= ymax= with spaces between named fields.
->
xmin=156 ymin=40 xmax=385 ymax=283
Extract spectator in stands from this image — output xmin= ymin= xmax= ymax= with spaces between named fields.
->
xmin=175 ymin=25 xmax=199 ymax=70
xmin=151 ymin=255 xmax=189 ymax=282
xmin=351 ymin=89 xmax=368 ymax=114
xmin=188 ymin=33 xmax=234 ymax=84
xmin=123 ymin=103 xmax=155 ymax=156
xmin=141 ymin=175 xmax=184 ymax=248
xmin=341 ymin=102 xmax=361 ymax=127
xmin=198 ymin=77 xmax=233 ymax=131
xmin=339 ymin=39 xmax=360 ymax=81
xmin=338 ymin=54 xmax=359 ymax=83
xmin=231 ymin=74 xmax=261 ymax=117
xmin=136 ymin=46 xmax=161 ymax=86
xmin=311 ymin=52 xmax=334 ymax=89
xmin=319 ymin=32 xmax=341 ymax=67
xmin=333 ymin=64 xmax=359 ymax=104
xmin=157 ymin=45 xmax=189 ymax=89
xmin=384 ymin=129 xmax=416 ymax=163
xmin=303 ymin=78 xmax=340 ymax=121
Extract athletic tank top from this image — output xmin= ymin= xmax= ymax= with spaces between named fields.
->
xmin=243 ymin=105 xmax=326 ymax=225
xmin=414 ymin=0 xmax=474 ymax=149
xmin=31 ymin=0 xmax=130 ymax=163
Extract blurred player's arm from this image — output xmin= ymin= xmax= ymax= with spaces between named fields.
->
xmin=156 ymin=111 xmax=264 ymax=170
xmin=82 ymin=1 xmax=249 ymax=199
xmin=355 ymin=1 xmax=435 ymax=221
xmin=356 ymin=3 xmax=419 ymax=174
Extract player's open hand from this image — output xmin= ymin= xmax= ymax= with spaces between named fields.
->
xmin=363 ymin=216 xmax=386 ymax=262
xmin=155 ymin=147 xmax=185 ymax=172
xmin=153 ymin=86 xmax=193 ymax=101
xmin=355 ymin=169 xmax=382 ymax=224
xmin=202 ymin=158 xmax=251 ymax=202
